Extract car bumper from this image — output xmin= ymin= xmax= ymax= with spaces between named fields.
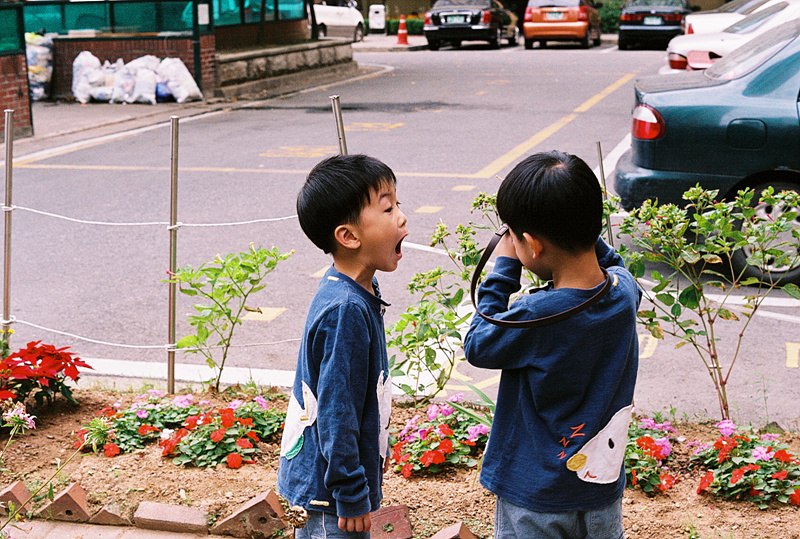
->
xmin=618 ymin=24 xmax=682 ymax=42
xmin=523 ymin=22 xmax=588 ymax=40
xmin=612 ymin=148 xmax=740 ymax=211
xmin=424 ymin=25 xmax=494 ymax=41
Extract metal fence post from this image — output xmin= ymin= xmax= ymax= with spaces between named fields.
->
xmin=330 ymin=95 xmax=348 ymax=155
xmin=3 ymin=110 xmax=14 ymax=351
xmin=167 ymin=116 xmax=179 ymax=393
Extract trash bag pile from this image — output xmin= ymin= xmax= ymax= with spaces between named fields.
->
xmin=26 ymin=33 xmax=54 ymax=101
xmin=71 ymin=51 xmax=203 ymax=105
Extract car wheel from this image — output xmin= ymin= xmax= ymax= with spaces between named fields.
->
xmin=729 ymin=181 xmax=800 ymax=285
xmin=490 ymin=26 xmax=501 ymax=48
xmin=593 ymin=27 xmax=601 ymax=46
xmin=524 ymin=37 xmax=534 ymax=49
xmin=508 ymin=26 xmax=519 ymax=46
xmin=580 ymin=29 xmax=591 ymax=48
xmin=318 ymin=24 xmax=327 ymax=38
xmin=428 ymin=39 xmax=440 ymax=50
xmin=451 ymin=39 xmax=462 ymax=48
xmin=354 ymin=23 xmax=364 ymax=42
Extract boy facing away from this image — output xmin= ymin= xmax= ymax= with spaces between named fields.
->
xmin=277 ymin=154 xmax=408 ymax=538
xmin=464 ymin=151 xmax=640 ymax=539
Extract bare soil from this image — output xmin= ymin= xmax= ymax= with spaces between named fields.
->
xmin=3 ymin=389 xmax=800 ymax=539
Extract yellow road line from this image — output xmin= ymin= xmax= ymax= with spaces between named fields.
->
xmin=242 ymin=307 xmax=286 ymax=322
xmin=639 ymin=334 xmax=658 ymax=359
xmin=787 ymin=343 xmax=799 ymax=368
xmin=415 ymin=206 xmax=443 ymax=214
xmin=573 ymin=74 xmax=635 ymax=113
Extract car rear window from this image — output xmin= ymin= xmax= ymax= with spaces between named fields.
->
xmin=527 ymin=0 xmax=579 ymax=7
xmin=625 ymin=0 xmax=685 ymax=7
xmin=706 ymin=18 xmax=800 ymax=80
xmin=434 ymin=0 xmax=491 ymax=7
xmin=724 ymin=2 xmax=786 ymax=33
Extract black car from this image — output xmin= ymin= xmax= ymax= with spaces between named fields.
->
xmin=618 ymin=0 xmax=695 ymax=50
xmin=424 ymin=0 xmax=519 ymax=50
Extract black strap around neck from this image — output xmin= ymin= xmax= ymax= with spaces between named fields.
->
xmin=469 ymin=225 xmax=612 ymax=329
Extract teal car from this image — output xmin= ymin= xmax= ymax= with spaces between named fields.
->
xmin=612 ymin=19 xmax=800 ymax=283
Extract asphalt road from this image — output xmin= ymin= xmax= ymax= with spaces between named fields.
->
xmin=6 ymin=41 xmax=800 ymax=428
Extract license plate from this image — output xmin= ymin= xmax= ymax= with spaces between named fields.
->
xmin=545 ymin=11 xmax=565 ymax=20
xmin=644 ymin=16 xmax=662 ymax=25
xmin=446 ymin=15 xmax=467 ymax=23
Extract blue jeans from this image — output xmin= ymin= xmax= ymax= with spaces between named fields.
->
xmin=294 ymin=510 xmax=370 ymax=539
xmin=495 ymin=495 xmax=624 ymax=539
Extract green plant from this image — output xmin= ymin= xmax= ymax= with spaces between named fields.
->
xmin=0 ymin=341 xmax=91 ymax=405
xmin=618 ymin=186 xmax=800 ymax=420
xmin=387 ymin=194 xmax=500 ymax=405
xmin=625 ymin=416 xmax=678 ymax=494
xmin=390 ymin=394 xmax=489 ymax=478
xmin=692 ymin=420 xmax=800 ymax=509
xmin=168 ymin=244 xmax=292 ymax=391
xmin=598 ymin=0 xmax=624 ymax=33
xmin=386 ymin=18 xmax=425 ymax=35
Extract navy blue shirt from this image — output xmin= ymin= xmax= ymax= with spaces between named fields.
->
xmin=277 ymin=266 xmax=391 ymax=518
xmin=464 ymin=239 xmax=640 ymax=512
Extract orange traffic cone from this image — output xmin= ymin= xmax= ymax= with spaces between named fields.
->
xmin=397 ymin=15 xmax=409 ymax=46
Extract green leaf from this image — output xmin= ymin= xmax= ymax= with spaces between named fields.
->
xmin=655 ymin=293 xmax=675 ymax=306
xmin=678 ymin=285 xmax=701 ymax=309
xmin=782 ymin=283 xmax=800 ymax=300
xmin=175 ymin=335 xmax=198 ymax=349
xmin=717 ymin=309 xmax=739 ymax=321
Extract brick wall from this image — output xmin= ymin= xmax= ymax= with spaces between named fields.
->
xmin=50 ymin=34 xmax=216 ymax=99
xmin=215 ymin=19 xmax=308 ymax=49
xmin=0 ymin=54 xmax=32 ymax=142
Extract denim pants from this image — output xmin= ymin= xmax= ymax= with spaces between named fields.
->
xmin=494 ymin=495 xmax=624 ymax=539
xmin=294 ymin=510 xmax=370 ymax=539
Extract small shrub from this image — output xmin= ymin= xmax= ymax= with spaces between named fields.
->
xmin=625 ymin=416 xmax=679 ymax=494
xmin=0 ymin=341 xmax=91 ymax=405
xmin=599 ymin=0 xmax=625 ymax=33
xmin=386 ymin=18 xmax=425 ymax=35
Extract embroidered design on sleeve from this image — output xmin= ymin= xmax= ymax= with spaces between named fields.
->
xmin=377 ymin=370 xmax=393 ymax=458
xmin=280 ymin=381 xmax=318 ymax=460
xmin=565 ymin=405 xmax=634 ymax=484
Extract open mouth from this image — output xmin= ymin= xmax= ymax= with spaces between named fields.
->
xmin=395 ymin=236 xmax=406 ymax=257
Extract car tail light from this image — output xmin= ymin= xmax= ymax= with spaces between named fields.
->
xmin=632 ymin=104 xmax=665 ymax=140
xmin=578 ymin=5 xmax=588 ymax=21
xmin=620 ymin=13 xmax=644 ymax=22
xmin=524 ymin=6 xmax=533 ymax=22
xmin=662 ymin=13 xmax=683 ymax=22
xmin=424 ymin=11 xmax=431 ymax=25
xmin=686 ymin=22 xmax=694 ymax=34
xmin=481 ymin=10 xmax=492 ymax=24
xmin=668 ymin=53 xmax=687 ymax=69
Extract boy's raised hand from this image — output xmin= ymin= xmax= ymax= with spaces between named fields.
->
xmin=494 ymin=230 xmax=518 ymax=260
xmin=339 ymin=513 xmax=371 ymax=533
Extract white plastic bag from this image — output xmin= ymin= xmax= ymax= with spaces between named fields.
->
xmin=26 ymin=33 xmax=53 ymax=101
xmin=71 ymin=51 xmax=101 ymax=104
xmin=110 ymin=67 xmax=136 ymax=103
xmin=157 ymin=58 xmax=202 ymax=103
xmin=125 ymin=55 xmax=160 ymax=73
xmin=128 ymin=68 xmax=157 ymax=105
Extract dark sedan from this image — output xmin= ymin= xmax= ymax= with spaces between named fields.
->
xmin=618 ymin=0 xmax=695 ymax=50
xmin=612 ymin=19 xmax=800 ymax=283
xmin=424 ymin=0 xmax=519 ymax=50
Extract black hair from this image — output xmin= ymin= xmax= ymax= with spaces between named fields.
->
xmin=297 ymin=154 xmax=396 ymax=254
xmin=497 ymin=151 xmax=602 ymax=253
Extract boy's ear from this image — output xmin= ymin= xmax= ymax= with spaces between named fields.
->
xmin=334 ymin=224 xmax=361 ymax=251
xmin=522 ymin=232 xmax=544 ymax=258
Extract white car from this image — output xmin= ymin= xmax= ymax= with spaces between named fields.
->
xmin=312 ymin=0 xmax=366 ymax=41
xmin=661 ymin=0 xmax=800 ymax=71
xmin=682 ymin=0 xmax=774 ymax=35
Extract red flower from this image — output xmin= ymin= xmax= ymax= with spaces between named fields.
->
xmin=210 ymin=428 xmax=226 ymax=443
xmin=74 ymin=428 xmax=88 ymax=450
xmin=226 ymin=453 xmax=243 ymax=469
xmin=420 ymin=450 xmax=445 ymax=467
xmin=636 ymin=436 xmax=664 ymax=460
xmin=220 ymin=409 xmax=235 ymax=428
xmin=437 ymin=424 xmax=454 ymax=437
xmin=246 ymin=431 xmax=260 ymax=442
xmin=184 ymin=415 xmax=200 ymax=430
xmin=749 ymin=488 xmax=761 ymax=498
xmin=774 ymin=450 xmax=798 ymax=463
xmin=714 ymin=437 xmax=737 ymax=463
xmin=401 ymin=463 xmax=413 ymax=478
xmin=236 ymin=417 xmax=254 ymax=427
xmin=400 ymin=453 xmax=411 ymax=463
xmin=790 ymin=488 xmax=800 ymax=506
xmin=138 ymin=425 xmax=160 ymax=436
xmin=97 ymin=406 xmax=117 ymax=417
xmin=103 ymin=443 xmax=121 ymax=457
xmin=0 ymin=390 xmax=16 ymax=400
xmin=658 ymin=474 xmax=676 ymax=492
xmin=697 ymin=471 xmax=714 ymax=494
xmin=236 ymin=438 xmax=253 ymax=449
xmin=730 ymin=468 xmax=745 ymax=485
xmin=438 ymin=438 xmax=454 ymax=454
xmin=631 ymin=469 xmax=638 ymax=487
xmin=771 ymin=470 xmax=788 ymax=480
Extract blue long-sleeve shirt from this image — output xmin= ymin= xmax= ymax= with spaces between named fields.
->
xmin=277 ymin=266 xmax=391 ymax=518
xmin=464 ymin=239 xmax=640 ymax=512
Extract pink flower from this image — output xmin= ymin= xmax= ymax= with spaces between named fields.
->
xmin=147 ymin=389 xmax=165 ymax=399
xmin=751 ymin=446 xmax=774 ymax=461
xmin=135 ymin=409 xmax=149 ymax=419
xmin=2 ymin=402 xmax=35 ymax=430
xmin=172 ymin=395 xmax=194 ymax=408
xmin=654 ymin=437 xmax=672 ymax=458
xmin=254 ymin=396 xmax=269 ymax=410
xmin=467 ymin=424 xmax=490 ymax=441
xmin=399 ymin=415 xmax=420 ymax=440
xmin=426 ymin=404 xmax=440 ymax=421
xmin=439 ymin=404 xmax=454 ymax=417
xmin=228 ymin=399 xmax=244 ymax=410
xmin=447 ymin=393 xmax=464 ymax=403
xmin=760 ymin=433 xmax=780 ymax=442
xmin=716 ymin=420 xmax=737 ymax=437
